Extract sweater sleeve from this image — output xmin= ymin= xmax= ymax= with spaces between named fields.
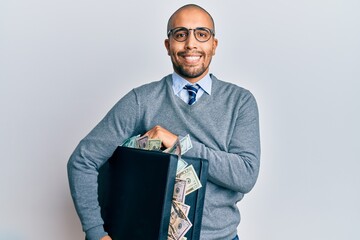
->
xmin=67 ymin=90 xmax=141 ymax=240
xmin=185 ymin=92 xmax=260 ymax=194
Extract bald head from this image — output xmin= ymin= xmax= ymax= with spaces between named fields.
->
xmin=167 ymin=4 xmax=215 ymax=34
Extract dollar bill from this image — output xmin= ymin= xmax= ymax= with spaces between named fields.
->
xmin=176 ymin=157 xmax=188 ymax=173
xmin=173 ymin=178 xmax=187 ymax=203
xmin=168 ymin=228 xmax=176 ymax=240
xmin=136 ymin=135 xmax=148 ymax=149
xmin=164 ymin=138 xmax=181 ymax=155
xmin=121 ymin=134 xmax=140 ymax=148
xmin=147 ymin=139 xmax=162 ymax=151
xmin=176 ymin=165 xmax=202 ymax=196
xmin=169 ymin=202 xmax=192 ymax=240
xmin=173 ymin=201 xmax=190 ymax=216
xmin=168 ymin=231 xmax=187 ymax=240
xmin=179 ymin=134 xmax=193 ymax=155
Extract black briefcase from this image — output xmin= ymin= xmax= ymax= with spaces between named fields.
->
xmin=98 ymin=146 xmax=209 ymax=240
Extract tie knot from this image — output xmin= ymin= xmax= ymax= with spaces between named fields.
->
xmin=183 ymin=84 xmax=199 ymax=93
xmin=183 ymin=84 xmax=200 ymax=105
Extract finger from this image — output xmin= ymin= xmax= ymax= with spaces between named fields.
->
xmin=145 ymin=130 xmax=157 ymax=139
xmin=143 ymin=129 xmax=154 ymax=138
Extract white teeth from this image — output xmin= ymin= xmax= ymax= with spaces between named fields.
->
xmin=184 ymin=56 xmax=200 ymax=60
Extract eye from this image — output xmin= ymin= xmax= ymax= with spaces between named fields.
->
xmin=196 ymin=30 xmax=209 ymax=39
xmin=175 ymin=32 xmax=187 ymax=38
xmin=174 ymin=30 xmax=188 ymax=40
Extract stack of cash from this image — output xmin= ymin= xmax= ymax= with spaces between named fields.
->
xmin=122 ymin=134 xmax=193 ymax=173
xmin=121 ymin=134 xmax=202 ymax=240
xmin=169 ymin=163 xmax=202 ymax=240
xmin=121 ymin=134 xmax=162 ymax=151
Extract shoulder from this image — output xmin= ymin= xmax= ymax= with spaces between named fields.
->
xmin=211 ymin=74 xmax=256 ymax=103
xmin=211 ymin=75 xmax=259 ymax=120
xmin=111 ymin=75 xmax=171 ymax=111
xmin=132 ymin=75 xmax=171 ymax=98
xmin=115 ymin=75 xmax=172 ymax=107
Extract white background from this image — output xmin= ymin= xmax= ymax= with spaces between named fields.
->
xmin=1 ymin=0 xmax=359 ymax=239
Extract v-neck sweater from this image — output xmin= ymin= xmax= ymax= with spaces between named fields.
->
xmin=68 ymin=74 xmax=261 ymax=240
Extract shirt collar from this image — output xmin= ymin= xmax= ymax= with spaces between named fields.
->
xmin=172 ymin=72 xmax=212 ymax=95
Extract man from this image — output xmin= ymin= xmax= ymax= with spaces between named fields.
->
xmin=68 ymin=4 xmax=260 ymax=240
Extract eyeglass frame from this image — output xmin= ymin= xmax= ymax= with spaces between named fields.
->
xmin=167 ymin=27 xmax=215 ymax=42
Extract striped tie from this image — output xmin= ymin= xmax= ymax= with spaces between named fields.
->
xmin=184 ymin=84 xmax=200 ymax=105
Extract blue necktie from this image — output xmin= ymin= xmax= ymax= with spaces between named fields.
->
xmin=184 ymin=84 xmax=200 ymax=105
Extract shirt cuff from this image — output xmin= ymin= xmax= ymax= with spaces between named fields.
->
xmin=85 ymin=225 xmax=108 ymax=240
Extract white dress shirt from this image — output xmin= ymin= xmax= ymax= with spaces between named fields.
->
xmin=171 ymin=72 xmax=212 ymax=104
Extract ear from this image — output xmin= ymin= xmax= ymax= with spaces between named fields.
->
xmin=164 ymin=39 xmax=170 ymax=56
xmin=212 ymin=38 xmax=218 ymax=56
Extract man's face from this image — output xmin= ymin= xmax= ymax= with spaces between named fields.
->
xmin=165 ymin=8 xmax=218 ymax=83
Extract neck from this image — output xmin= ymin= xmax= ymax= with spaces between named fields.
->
xmin=175 ymin=70 xmax=209 ymax=83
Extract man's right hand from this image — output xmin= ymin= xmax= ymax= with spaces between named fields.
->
xmin=100 ymin=236 xmax=112 ymax=240
xmin=143 ymin=125 xmax=177 ymax=149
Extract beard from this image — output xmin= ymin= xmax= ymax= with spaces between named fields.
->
xmin=172 ymin=62 xmax=209 ymax=79
xmin=170 ymin=50 xmax=213 ymax=80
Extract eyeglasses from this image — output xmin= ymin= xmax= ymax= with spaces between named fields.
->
xmin=167 ymin=27 xmax=215 ymax=42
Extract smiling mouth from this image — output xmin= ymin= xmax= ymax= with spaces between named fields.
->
xmin=182 ymin=55 xmax=202 ymax=64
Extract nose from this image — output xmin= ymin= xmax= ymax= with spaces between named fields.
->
xmin=184 ymin=29 xmax=197 ymax=50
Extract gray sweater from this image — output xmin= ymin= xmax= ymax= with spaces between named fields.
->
xmin=67 ymin=74 xmax=260 ymax=240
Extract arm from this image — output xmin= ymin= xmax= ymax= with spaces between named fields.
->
xmin=67 ymin=90 xmax=141 ymax=240
xmin=143 ymin=93 xmax=260 ymax=194
xmin=185 ymin=93 xmax=260 ymax=193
